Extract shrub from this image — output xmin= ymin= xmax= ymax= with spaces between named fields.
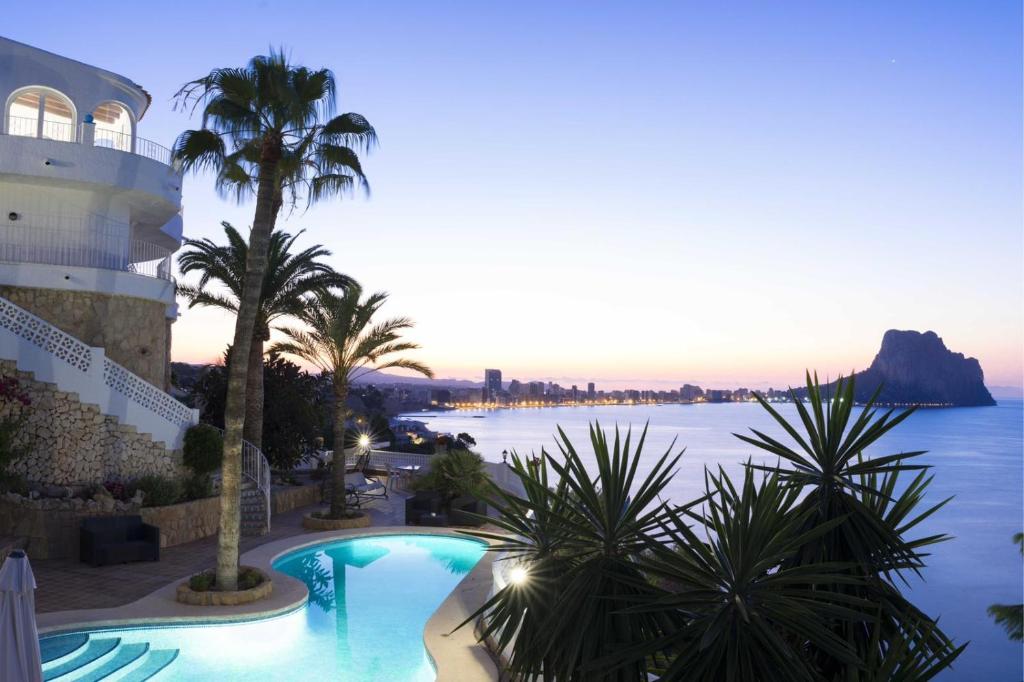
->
xmin=189 ymin=571 xmax=214 ymax=592
xmin=103 ymin=480 xmax=129 ymax=501
xmin=237 ymin=567 xmax=263 ymax=590
xmin=132 ymin=474 xmax=183 ymax=507
xmin=412 ymin=449 xmax=490 ymax=500
xmin=183 ymin=423 xmax=222 ymax=476
xmin=183 ymin=473 xmax=213 ymax=501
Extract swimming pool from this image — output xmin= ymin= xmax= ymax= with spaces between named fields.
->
xmin=37 ymin=534 xmax=486 ymax=681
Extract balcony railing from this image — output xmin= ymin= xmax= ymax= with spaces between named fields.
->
xmin=1 ymin=115 xmax=175 ymax=168
xmin=0 ymin=217 xmax=173 ymax=281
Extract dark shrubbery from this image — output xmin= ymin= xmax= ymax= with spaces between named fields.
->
xmin=183 ymin=423 xmax=223 ymax=475
xmin=132 ymin=474 xmax=183 ymax=507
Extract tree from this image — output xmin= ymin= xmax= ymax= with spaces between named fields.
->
xmin=186 ymin=352 xmax=327 ymax=471
xmin=173 ymin=50 xmax=376 ymax=590
xmin=736 ymin=373 xmax=964 ymax=678
xmin=178 ymin=222 xmax=352 ymax=448
xmin=463 ymin=424 xmax=688 ymax=681
xmin=271 ymin=286 xmax=432 ymax=518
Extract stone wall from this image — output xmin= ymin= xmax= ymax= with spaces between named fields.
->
xmin=0 ymin=285 xmax=169 ymax=387
xmin=271 ymin=483 xmax=321 ymax=515
xmin=0 ymin=492 xmax=140 ymax=560
xmin=140 ymin=496 xmax=220 ymax=548
xmin=0 ymin=361 xmax=185 ymax=485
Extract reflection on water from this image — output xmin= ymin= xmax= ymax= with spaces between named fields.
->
xmin=273 ymin=535 xmax=485 ymax=680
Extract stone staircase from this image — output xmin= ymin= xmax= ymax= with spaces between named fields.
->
xmin=40 ymin=632 xmax=179 ymax=681
xmin=240 ymin=481 xmax=269 ymax=536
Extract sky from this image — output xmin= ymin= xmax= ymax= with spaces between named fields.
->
xmin=5 ymin=1 xmax=1022 ymax=390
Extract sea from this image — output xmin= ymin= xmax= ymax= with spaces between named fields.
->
xmin=404 ymin=399 xmax=1024 ymax=680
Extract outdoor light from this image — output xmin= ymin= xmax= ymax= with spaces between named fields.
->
xmin=358 ymin=434 xmax=371 ymax=449
xmin=509 ymin=565 xmax=529 ymax=586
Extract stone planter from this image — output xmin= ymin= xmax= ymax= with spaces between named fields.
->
xmin=302 ymin=510 xmax=371 ymax=531
xmin=175 ymin=567 xmax=272 ymax=606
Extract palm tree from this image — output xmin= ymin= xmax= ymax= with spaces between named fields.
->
xmin=173 ymin=51 xmax=376 ymax=590
xmin=737 ymin=373 xmax=964 ymax=678
xmin=462 ymin=424 xmax=688 ymax=681
xmin=271 ymin=286 xmax=432 ymax=519
xmin=177 ymin=221 xmax=353 ymax=448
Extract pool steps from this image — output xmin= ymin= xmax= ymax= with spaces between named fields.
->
xmin=39 ymin=633 xmax=179 ymax=680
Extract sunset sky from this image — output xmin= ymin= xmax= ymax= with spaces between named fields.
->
xmin=6 ymin=1 xmax=1022 ymax=390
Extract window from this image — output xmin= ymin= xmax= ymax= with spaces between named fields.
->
xmin=92 ymin=101 xmax=133 ymax=152
xmin=5 ymin=87 xmax=76 ymax=142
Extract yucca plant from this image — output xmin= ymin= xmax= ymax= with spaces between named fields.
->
xmin=625 ymin=466 xmax=871 ymax=682
xmin=737 ymin=373 xmax=963 ymax=678
xmin=460 ymin=424 xmax=688 ymax=681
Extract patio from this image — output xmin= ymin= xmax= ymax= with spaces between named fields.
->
xmin=31 ymin=491 xmax=410 ymax=614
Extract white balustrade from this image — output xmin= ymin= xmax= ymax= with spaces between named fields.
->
xmin=0 ymin=216 xmax=173 ymax=282
xmin=1 ymin=114 xmax=175 ymax=167
xmin=0 ymin=295 xmax=197 ymax=448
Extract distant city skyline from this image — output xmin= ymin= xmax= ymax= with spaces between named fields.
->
xmin=7 ymin=2 xmax=1018 ymax=389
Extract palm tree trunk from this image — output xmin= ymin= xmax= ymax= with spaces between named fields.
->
xmin=330 ymin=382 xmax=349 ymax=519
xmin=216 ymin=141 xmax=280 ymax=591
xmin=243 ymin=336 xmax=264 ymax=449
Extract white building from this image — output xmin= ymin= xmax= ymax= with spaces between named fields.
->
xmin=0 ymin=36 xmax=196 ymax=471
xmin=0 ymin=36 xmax=182 ymax=388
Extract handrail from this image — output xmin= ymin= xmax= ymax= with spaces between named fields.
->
xmin=243 ymin=436 xmax=272 ymax=532
xmin=1 ymin=114 xmax=175 ymax=168
xmin=0 ymin=221 xmax=173 ymax=281
xmin=215 ymin=426 xmax=273 ymax=533
xmin=0 ymin=295 xmax=198 ymax=446
xmin=327 ymin=448 xmax=435 ymax=472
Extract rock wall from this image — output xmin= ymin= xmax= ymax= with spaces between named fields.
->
xmin=0 ymin=285 xmax=170 ymax=388
xmin=140 ymin=496 xmax=220 ymax=548
xmin=0 ymin=492 xmax=141 ymax=560
xmin=0 ymin=360 xmax=185 ymax=485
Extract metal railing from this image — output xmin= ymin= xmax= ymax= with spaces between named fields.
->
xmin=0 ymin=216 xmax=173 ymax=281
xmin=332 ymin=448 xmax=435 ymax=472
xmin=2 ymin=115 xmax=175 ymax=167
xmin=242 ymin=437 xmax=272 ymax=532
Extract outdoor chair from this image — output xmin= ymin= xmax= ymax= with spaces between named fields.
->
xmin=80 ymin=515 xmax=160 ymax=567
xmin=344 ymin=471 xmax=388 ymax=507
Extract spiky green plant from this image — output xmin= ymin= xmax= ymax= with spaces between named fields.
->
xmin=626 ymin=466 xmax=870 ymax=682
xmin=460 ymin=424 xmax=687 ymax=681
xmin=737 ymin=373 xmax=963 ymax=678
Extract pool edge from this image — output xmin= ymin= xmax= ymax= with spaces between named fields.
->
xmin=36 ymin=526 xmax=501 ymax=682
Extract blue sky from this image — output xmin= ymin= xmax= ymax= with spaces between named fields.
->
xmin=5 ymin=1 xmax=1021 ymax=389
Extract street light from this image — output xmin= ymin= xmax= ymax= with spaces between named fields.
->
xmin=502 ymin=449 xmax=508 ymax=464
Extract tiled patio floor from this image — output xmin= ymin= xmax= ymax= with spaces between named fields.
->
xmin=32 ymin=491 xmax=410 ymax=614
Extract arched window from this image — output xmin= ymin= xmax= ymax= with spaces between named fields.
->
xmin=92 ymin=101 xmax=133 ymax=152
xmin=5 ymin=87 xmax=76 ymax=142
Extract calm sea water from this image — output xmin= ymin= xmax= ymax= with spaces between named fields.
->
xmin=407 ymin=400 xmax=1024 ymax=680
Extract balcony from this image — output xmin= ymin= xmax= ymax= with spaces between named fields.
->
xmin=0 ymin=215 xmax=173 ymax=282
xmin=3 ymin=115 xmax=175 ymax=168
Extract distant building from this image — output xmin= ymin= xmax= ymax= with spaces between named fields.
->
xmin=508 ymin=379 xmax=522 ymax=396
xmin=528 ymin=381 xmax=544 ymax=397
xmin=429 ymin=388 xmax=451 ymax=405
xmin=705 ymin=389 xmax=733 ymax=402
xmin=571 ymin=385 xmax=579 ymax=401
xmin=680 ymin=384 xmax=704 ymax=401
xmin=587 ymin=382 xmax=596 ymax=399
xmin=483 ymin=368 xmax=502 ymax=402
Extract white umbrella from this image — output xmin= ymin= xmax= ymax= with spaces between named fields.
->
xmin=0 ymin=550 xmax=43 ymax=682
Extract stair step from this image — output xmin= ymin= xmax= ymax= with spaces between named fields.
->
xmin=43 ymin=637 xmax=120 ymax=680
xmin=40 ymin=633 xmax=89 ymax=664
xmin=76 ymin=642 xmax=149 ymax=682
xmin=118 ymin=649 xmax=179 ymax=682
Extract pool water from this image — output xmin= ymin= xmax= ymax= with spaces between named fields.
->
xmin=39 ymin=535 xmax=485 ymax=681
